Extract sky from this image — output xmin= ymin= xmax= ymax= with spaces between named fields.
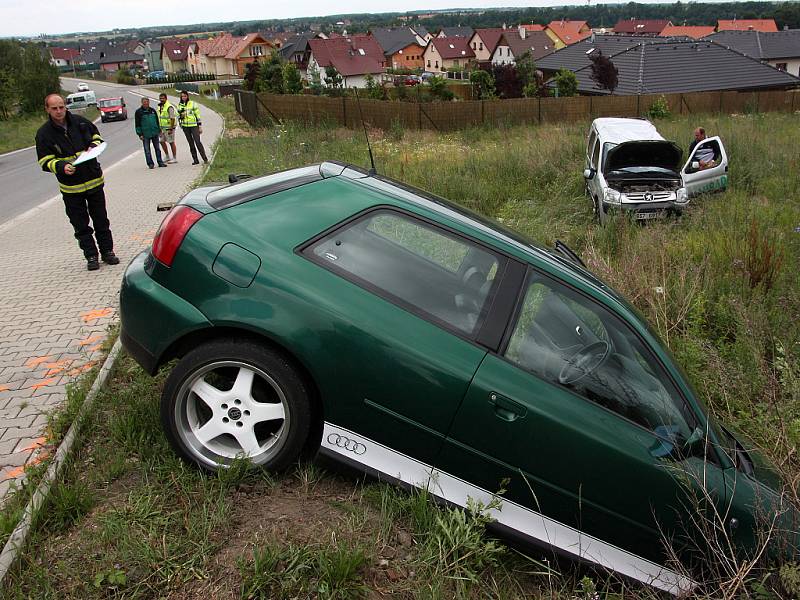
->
xmin=3 ymin=0 xmax=626 ymax=37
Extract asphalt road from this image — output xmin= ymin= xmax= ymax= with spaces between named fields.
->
xmin=0 ymin=78 xmax=151 ymax=226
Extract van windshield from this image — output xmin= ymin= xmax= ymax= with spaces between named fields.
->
xmin=98 ymin=99 xmax=121 ymax=108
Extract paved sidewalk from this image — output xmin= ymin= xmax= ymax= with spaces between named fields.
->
xmin=0 ymin=91 xmax=223 ymax=500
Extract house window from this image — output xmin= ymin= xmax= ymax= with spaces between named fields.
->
xmin=472 ymin=42 xmax=476 ymax=49
xmin=479 ymin=42 xmax=483 ymax=51
xmin=776 ymin=62 xmax=788 ymax=71
xmin=435 ymin=60 xmax=439 ymax=68
xmin=427 ymin=59 xmax=431 ymax=67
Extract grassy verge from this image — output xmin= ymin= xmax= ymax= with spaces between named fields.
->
xmin=0 ymin=107 xmax=100 ymax=154
xmin=3 ymin=111 xmax=799 ymax=599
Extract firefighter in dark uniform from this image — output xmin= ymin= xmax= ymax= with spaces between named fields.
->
xmin=35 ymin=93 xmax=119 ymax=271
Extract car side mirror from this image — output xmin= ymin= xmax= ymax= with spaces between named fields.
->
xmin=650 ymin=425 xmax=706 ymax=460
xmin=583 ymin=168 xmax=595 ymax=180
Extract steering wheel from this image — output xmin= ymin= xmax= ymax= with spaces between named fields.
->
xmin=558 ymin=340 xmax=611 ymax=386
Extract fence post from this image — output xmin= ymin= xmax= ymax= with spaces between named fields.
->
xmin=792 ymin=91 xmax=796 ymax=113
xmin=756 ymin=91 xmax=760 ymax=114
xmin=636 ymin=94 xmax=640 ymax=117
xmin=418 ymin=103 xmax=422 ymax=130
xmin=538 ymin=96 xmax=541 ymax=124
xmin=480 ymin=100 xmax=484 ymax=125
xmin=589 ymin=95 xmax=593 ymax=117
xmin=718 ymin=91 xmax=723 ymax=114
xmin=342 ymin=96 xmax=347 ymax=127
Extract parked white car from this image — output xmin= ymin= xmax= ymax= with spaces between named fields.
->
xmin=76 ymin=82 xmax=90 ymax=92
xmin=583 ymin=118 xmax=728 ymax=222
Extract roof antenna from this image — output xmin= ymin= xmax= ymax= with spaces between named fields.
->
xmin=353 ymin=87 xmax=377 ymax=175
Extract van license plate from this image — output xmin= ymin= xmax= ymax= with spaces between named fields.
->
xmin=635 ymin=211 xmax=663 ymax=220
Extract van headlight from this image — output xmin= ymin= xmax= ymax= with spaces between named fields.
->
xmin=604 ymin=188 xmax=622 ymax=205
xmin=676 ymin=188 xmax=688 ymax=204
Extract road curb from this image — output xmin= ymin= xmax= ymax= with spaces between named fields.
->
xmin=0 ymin=337 xmax=122 ymax=584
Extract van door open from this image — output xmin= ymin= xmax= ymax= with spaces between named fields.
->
xmin=682 ymin=136 xmax=728 ymax=197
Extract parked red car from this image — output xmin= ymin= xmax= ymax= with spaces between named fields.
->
xmin=98 ymin=97 xmax=128 ymax=123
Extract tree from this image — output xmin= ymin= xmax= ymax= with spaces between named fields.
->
xmin=553 ymin=68 xmax=579 ymax=97
xmin=18 ymin=43 xmax=60 ymax=114
xmin=283 ymin=63 xmax=303 ymax=94
xmin=515 ymin=50 xmax=537 ymax=89
xmin=588 ymin=51 xmax=618 ymax=95
xmin=323 ymin=66 xmax=344 ymax=96
xmin=364 ymin=74 xmax=386 ymax=100
xmin=427 ymin=76 xmax=454 ymax=101
xmin=0 ymin=68 xmax=16 ymax=119
xmin=491 ymin=64 xmax=523 ymax=98
xmin=469 ymin=68 xmax=495 ymax=100
xmin=243 ymin=60 xmax=261 ymax=91
xmin=259 ymin=52 xmax=285 ymax=94
xmin=309 ymin=68 xmax=324 ymax=95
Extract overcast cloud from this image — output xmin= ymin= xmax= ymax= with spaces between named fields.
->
xmin=4 ymin=0 xmax=633 ymax=38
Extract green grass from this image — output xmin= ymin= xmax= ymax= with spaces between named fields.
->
xmin=0 ymin=107 xmax=101 ymax=154
xmin=3 ymin=110 xmax=800 ymax=600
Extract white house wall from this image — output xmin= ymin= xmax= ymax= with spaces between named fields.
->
xmin=768 ymin=58 xmax=800 ymax=77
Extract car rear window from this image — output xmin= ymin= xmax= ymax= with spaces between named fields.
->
xmin=206 ymin=166 xmax=323 ymax=209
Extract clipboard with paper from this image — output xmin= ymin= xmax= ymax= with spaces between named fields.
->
xmin=71 ymin=142 xmax=107 ymax=166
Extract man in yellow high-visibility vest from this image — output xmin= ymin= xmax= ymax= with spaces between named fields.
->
xmin=157 ymin=93 xmax=177 ymax=163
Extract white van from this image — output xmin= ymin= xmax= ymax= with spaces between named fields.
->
xmin=583 ymin=118 xmax=728 ymax=222
xmin=65 ymin=90 xmax=97 ymax=110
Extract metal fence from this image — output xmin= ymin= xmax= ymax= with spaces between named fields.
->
xmin=234 ymin=88 xmax=799 ymax=131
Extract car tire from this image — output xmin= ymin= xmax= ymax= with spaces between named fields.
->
xmin=161 ymin=339 xmax=312 ymax=472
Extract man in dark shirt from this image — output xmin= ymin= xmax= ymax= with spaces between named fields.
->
xmin=35 ymin=93 xmax=119 ymax=271
xmin=135 ymin=97 xmax=167 ymax=169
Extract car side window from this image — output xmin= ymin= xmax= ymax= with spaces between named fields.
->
xmin=586 ymin=130 xmax=597 ymax=158
xmin=591 ymin=140 xmax=601 ymax=170
xmin=504 ymin=271 xmax=694 ymax=442
xmin=306 ymin=210 xmax=502 ymax=335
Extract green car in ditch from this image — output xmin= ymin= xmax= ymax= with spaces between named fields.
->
xmin=120 ymin=162 xmax=797 ymax=594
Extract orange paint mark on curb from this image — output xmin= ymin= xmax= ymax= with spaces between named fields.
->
xmin=81 ymin=308 xmax=112 ymax=322
xmin=78 ymin=334 xmax=102 ymax=347
xmin=26 ymin=355 xmax=52 ymax=368
xmin=29 ymin=378 xmax=56 ymax=390
xmin=0 ymin=385 xmax=8 ymax=392
xmin=19 ymin=437 xmax=46 ymax=453
xmin=88 ymin=344 xmax=103 ymax=352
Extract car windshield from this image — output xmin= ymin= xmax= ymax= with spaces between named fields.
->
xmin=98 ymin=99 xmax=121 ymax=108
xmin=606 ymin=166 xmax=679 ymax=177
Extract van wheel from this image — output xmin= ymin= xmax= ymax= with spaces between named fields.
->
xmin=593 ymin=196 xmax=607 ymax=225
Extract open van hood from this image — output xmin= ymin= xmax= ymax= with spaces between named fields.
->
xmin=605 ymin=141 xmax=683 ymax=173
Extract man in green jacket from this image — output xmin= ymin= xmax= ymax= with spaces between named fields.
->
xmin=134 ymin=97 xmax=167 ymax=169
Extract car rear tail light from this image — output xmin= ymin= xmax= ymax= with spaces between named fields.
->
xmin=151 ymin=205 xmax=203 ymax=267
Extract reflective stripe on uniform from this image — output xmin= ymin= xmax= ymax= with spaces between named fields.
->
xmin=38 ymin=154 xmax=55 ymax=167
xmin=59 ymin=176 xmax=104 ymax=194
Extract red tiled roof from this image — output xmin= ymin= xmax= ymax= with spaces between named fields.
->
xmin=614 ymin=19 xmax=672 ymax=34
xmin=547 ymin=20 xmax=592 ymax=45
xmin=309 ymin=35 xmax=385 ymax=76
xmin=429 ymin=36 xmax=476 ymax=60
xmin=660 ymin=25 xmax=715 ymax=38
xmin=470 ymin=28 xmax=506 ymax=54
xmin=194 ymin=38 xmax=216 ymax=55
xmin=49 ymin=47 xmax=80 ymax=61
xmin=203 ymin=33 xmax=246 ymax=58
xmin=520 ymin=24 xmax=545 ymax=32
xmin=226 ymin=33 xmax=273 ymax=59
xmin=161 ymin=39 xmax=191 ymax=61
xmin=717 ymin=19 xmax=778 ymax=32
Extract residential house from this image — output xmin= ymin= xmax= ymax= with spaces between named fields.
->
xmin=411 ymin=25 xmax=433 ymax=43
xmin=161 ymin=39 xmax=191 ymax=73
xmin=545 ymin=20 xmax=592 ymax=49
xmin=99 ymin=53 xmax=144 ymax=72
xmin=537 ymin=34 xmax=687 ymax=78
xmin=423 ymin=36 xmax=475 ymax=75
xmin=145 ymin=41 xmax=163 ymax=72
xmin=120 ymin=40 xmax=146 ymax=55
xmin=307 ymin=35 xmax=386 ymax=88
xmin=194 ymin=33 xmax=274 ymax=77
xmin=278 ymin=33 xmax=321 ymax=78
xmin=436 ymin=26 xmax=474 ymax=38
xmin=613 ymin=19 xmax=672 ymax=35
xmin=370 ymin=28 xmax=425 ymax=70
xmin=468 ymin=28 xmax=507 ymax=62
xmin=659 ymin=25 xmax=716 ymax=39
xmin=79 ymin=40 xmax=117 ymax=65
xmin=717 ymin=19 xmax=778 ymax=32
xmin=519 ymin=24 xmax=545 ymax=33
xmin=491 ymin=29 xmax=554 ymax=67
xmin=554 ymin=39 xmax=800 ymax=95
xmin=48 ymin=47 xmax=80 ymax=67
xmin=709 ymin=29 xmax=800 ymax=76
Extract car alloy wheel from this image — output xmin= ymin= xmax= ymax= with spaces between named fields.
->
xmin=161 ymin=340 xmax=312 ymax=471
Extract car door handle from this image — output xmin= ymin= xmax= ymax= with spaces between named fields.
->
xmin=489 ymin=393 xmax=526 ymax=422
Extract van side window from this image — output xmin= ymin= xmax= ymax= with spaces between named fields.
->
xmin=587 ymin=131 xmax=597 ymax=157
xmin=504 ymin=270 xmax=695 ymax=442
xmin=591 ymin=141 xmax=601 ymax=169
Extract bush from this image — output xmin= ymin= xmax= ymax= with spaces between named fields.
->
xmin=469 ymin=69 xmax=495 ymax=100
xmin=115 ymin=69 xmax=136 ymax=85
xmin=427 ymin=76 xmax=454 ymax=101
xmin=553 ymin=68 xmax=578 ymax=97
xmin=648 ymin=95 xmax=671 ymax=119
